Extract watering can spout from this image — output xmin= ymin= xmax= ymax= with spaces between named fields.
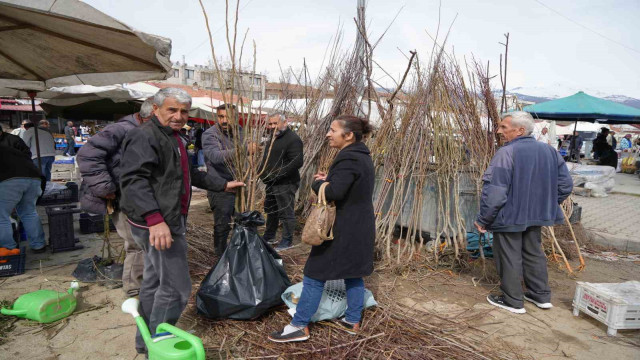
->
xmin=0 ymin=308 xmax=27 ymax=317
xmin=68 ymin=281 xmax=79 ymax=296
xmin=121 ymin=298 xmax=153 ymax=346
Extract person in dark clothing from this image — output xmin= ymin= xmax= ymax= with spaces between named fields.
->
xmin=64 ymin=121 xmax=76 ymax=156
xmin=592 ymin=128 xmax=617 ymax=168
xmin=201 ymin=104 xmax=247 ymax=256
xmin=592 ymin=128 xmax=610 ymax=160
xmin=475 ymin=111 xmax=573 ymax=314
xmin=259 ymin=113 xmax=304 ymax=251
xmin=76 ymin=98 xmax=154 ymax=297
xmin=119 ymin=88 xmax=245 ymax=355
xmin=0 ymin=128 xmax=46 ymax=253
xmin=194 ymin=124 xmax=205 ymax=167
xmin=269 ymin=115 xmax=375 ymax=343
xmin=568 ymin=131 xmax=583 ymax=162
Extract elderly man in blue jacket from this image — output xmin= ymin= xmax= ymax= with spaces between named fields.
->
xmin=475 ymin=111 xmax=573 ymax=314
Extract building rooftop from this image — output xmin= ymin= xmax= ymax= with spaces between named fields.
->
xmin=146 ymin=82 xmax=248 ymax=102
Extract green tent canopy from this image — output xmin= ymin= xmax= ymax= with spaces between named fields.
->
xmin=523 ymin=91 xmax=640 ymax=124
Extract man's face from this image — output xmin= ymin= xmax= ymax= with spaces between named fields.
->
xmin=153 ymin=98 xmax=190 ymax=131
xmin=217 ymin=109 xmax=230 ymax=131
xmin=496 ymin=116 xmax=524 ymax=143
xmin=266 ymin=115 xmax=286 ymax=134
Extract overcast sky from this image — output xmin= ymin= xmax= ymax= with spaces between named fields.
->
xmin=84 ymin=0 xmax=640 ymax=98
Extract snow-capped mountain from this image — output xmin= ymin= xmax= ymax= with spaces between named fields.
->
xmin=499 ymin=84 xmax=640 ymax=109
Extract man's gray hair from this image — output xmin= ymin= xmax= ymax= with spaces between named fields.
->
xmin=502 ymin=111 xmax=535 ymax=136
xmin=153 ymin=88 xmax=192 ymax=107
xmin=39 ymin=119 xmax=49 ymax=127
xmin=139 ymin=98 xmax=154 ymax=118
xmin=267 ymin=112 xmax=286 ymax=122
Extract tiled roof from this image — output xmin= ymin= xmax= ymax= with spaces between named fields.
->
xmin=146 ymin=82 xmax=247 ymax=102
xmin=0 ymin=104 xmax=43 ymax=111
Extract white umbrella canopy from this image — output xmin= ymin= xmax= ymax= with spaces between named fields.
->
xmin=0 ymin=0 xmax=172 ymax=92
xmin=0 ymin=0 xmax=171 ymax=171
xmin=42 ymin=84 xmax=156 ymax=107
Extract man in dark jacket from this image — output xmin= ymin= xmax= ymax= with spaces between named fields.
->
xmin=119 ymin=88 xmax=244 ymax=354
xmin=76 ymin=98 xmax=154 ymax=297
xmin=0 ymin=127 xmax=47 ymax=253
xmin=259 ymin=113 xmax=303 ymax=250
xmin=201 ymin=104 xmax=245 ymax=256
xmin=475 ymin=111 xmax=573 ymax=314
xmin=64 ymin=121 xmax=76 ymax=156
xmin=568 ymin=131 xmax=583 ymax=162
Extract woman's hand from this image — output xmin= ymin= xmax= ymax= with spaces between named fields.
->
xmin=313 ymin=172 xmax=327 ymax=181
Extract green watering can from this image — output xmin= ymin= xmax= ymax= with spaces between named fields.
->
xmin=121 ymin=298 xmax=205 ymax=360
xmin=1 ymin=281 xmax=79 ymax=323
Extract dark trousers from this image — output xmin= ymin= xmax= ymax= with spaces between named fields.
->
xmin=65 ymin=138 xmax=75 ymax=156
xmin=493 ymin=226 xmax=551 ymax=308
xmin=263 ymin=183 xmax=297 ymax=243
xmin=207 ymin=190 xmax=235 ymax=255
xmin=130 ymin=217 xmax=191 ymax=351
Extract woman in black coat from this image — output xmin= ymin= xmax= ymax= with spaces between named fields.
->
xmin=269 ymin=115 xmax=375 ymax=343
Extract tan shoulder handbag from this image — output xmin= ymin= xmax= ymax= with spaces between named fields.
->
xmin=301 ymin=182 xmax=336 ymax=246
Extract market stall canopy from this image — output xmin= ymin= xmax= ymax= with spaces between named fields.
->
xmin=555 ymin=122 xmax=607 ymax=136
xmin=523 ymin=91 xmax=640 ymax=124
xmin=0 ymin=0 xmax=172 ymax=92
xmin=40 ymin=85 xmax=220 ymax=121
xmin=39 ymin=84 xmax=158 ymax=119
xmin=41 ymin=84 xmax=157 ymax=107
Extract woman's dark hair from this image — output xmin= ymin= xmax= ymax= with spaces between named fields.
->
xmin=334 ymin=115 xmax=372 ymax=142
xmin=23 ymin=121 xmax=34 ymax=129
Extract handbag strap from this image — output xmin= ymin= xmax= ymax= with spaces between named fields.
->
xmin=318 ymin=182 xmax=329 ymax=206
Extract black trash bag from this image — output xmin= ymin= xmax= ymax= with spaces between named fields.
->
xmin=72 ymin=256 xmax=124 ymax=282
xmin=196 ymin=211 xmax=291 ymax=319
xmin=72 ymin=256 xmax=100 ymax=282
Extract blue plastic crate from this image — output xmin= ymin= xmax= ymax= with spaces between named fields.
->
xmin=0 ymin=246 xmax=26 ymax=277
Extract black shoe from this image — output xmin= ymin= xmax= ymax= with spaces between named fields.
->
xmin=268 ymin=324 xmax=309 ymax=343
xmin=264 ymin=238 xmax=278 ymax=245
xmin=486 ymin=294 xmax=526 ymax=314
xmin=32 ymin=245 xmax=48 ymax=254
xmin=524 ymin=292 xmax=553 ymax=309
xmin=335 ymin=317 xmax=360 ymax=335
xmin=135 ymin=347 xmax=147 ymax=355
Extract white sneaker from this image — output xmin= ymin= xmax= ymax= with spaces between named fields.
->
xmin=524 ymin=294 xmax=553 ymax=309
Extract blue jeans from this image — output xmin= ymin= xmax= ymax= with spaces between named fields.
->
xmin=197 ymin=150 xmax=205 ymax=167
xmin=0 ymin=178 xmax=46 ymax=250
xmin=291 ymin=276 xmax=365 ymax=327
xmin=33 ymin=156 xmax=55 ymax=181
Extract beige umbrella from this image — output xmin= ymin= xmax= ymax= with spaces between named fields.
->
xmin=0 ymin=0 xmax=172 ymax=170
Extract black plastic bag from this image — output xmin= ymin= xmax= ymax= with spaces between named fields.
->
xmin=72 ymin=256 xmax=100 ymax=282
xmin=72 ymin=256 xmax=124 ymax=282
xmin=196 ymin=211 xmax=291 ymax=320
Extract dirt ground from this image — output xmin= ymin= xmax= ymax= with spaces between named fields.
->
xmin=1 ymin=192 xmax=639 ymax=359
